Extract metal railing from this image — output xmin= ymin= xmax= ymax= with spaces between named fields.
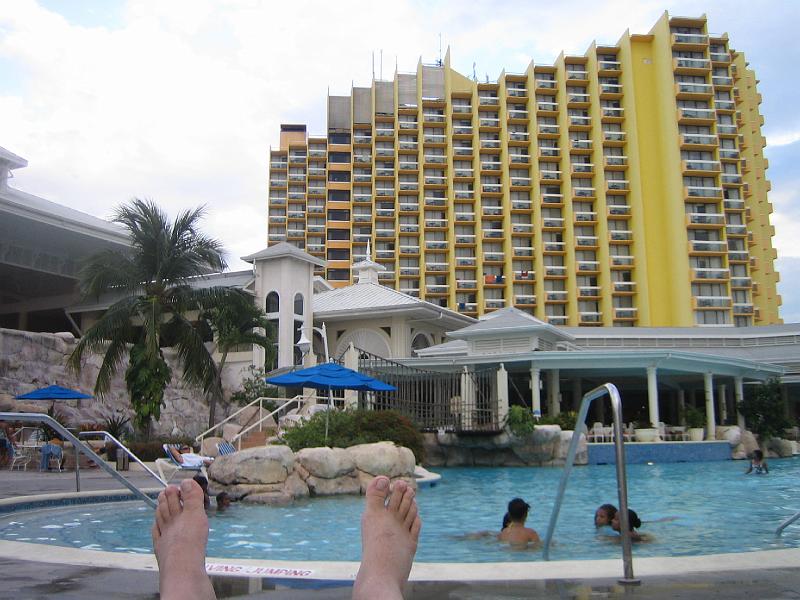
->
xmin=78 ymin=430 xmax=166 ymax=487
xmin=0 ymin=412 xmax=157 ymax=509
xmin=541 ymin=384 xmax=639 ymax=585
xmin=195 ymin=394 xmax=301 ymax=444
xmin=776 ymin=509 xmax=800 ymax=536
xmin=231 ymin=396 xmax=314 ymax=449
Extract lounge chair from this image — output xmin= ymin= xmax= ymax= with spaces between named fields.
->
xmin=9 ymin=446 xmax=34 ymax=471
xmin=155 ymin=444 xmax=206 ymax=483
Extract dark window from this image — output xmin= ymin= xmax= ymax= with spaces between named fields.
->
xmin=266 ymin=291 xmax=279 ymax=313
xmin=293 ymin=293 xmax=304 ymax=316
xmin=327 ymin=209 xmax=350 ymax=221
xmin=328 ymin=132 xmax=351 ymax=144
xmin=329 ymin=152 xmax=351 ymax=163
xmin=327 ymin=248 xmax=350 ymax=261
xmin=327 ymin=228 xmax=350 ymax=241
xmin=328 ymin=171 xmax=351 ymax=183
xmin=328 ymin=190 xmax=350 ymax=202
xmin=327 ymin=268 xmax=351 ymax=281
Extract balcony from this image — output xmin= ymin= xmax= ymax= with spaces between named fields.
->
xmin=579 ymin=285 xmax=601 ymax=298
xmin=512 ymin=223 xmax=534 ymax=234
xmin=547 ymin=315 xmax=568 ymax=325
xmin=541 ymin=193 xmax=564 ymax=205
xmin=480 ymin=161 xmax=501 ymax=171
xmin=566 ymin=70 xmax=589 ymax=81
xmin=683 ymin=159 xmax=721 ymax=173
xmin=577 ymin=260 xmax=600 ymax=272
xmin=398 ymin=141 xmax=418 ymax=151
xmin=546 ymin=290 xmax=568 ymax=302
xmin=574 ymin=211 xmax=597 ymax=223
xmin=399 ymin=182 xmax=419 ymax=192
xmin=726 ymin=224 xmax=747 ymax=236
xmin=425 ymin=284 xmax=449 ymax=294
xmin=612 ymin=281 xmax=636 ymax=293
xmin=544 ymin=265 xmax=566 ymax=276
xmin=456 ymin=256 xmax=477 ymax=267
xmin=687 ymin=212 xmax=725 ymax=226
xmin=513 ymin=246 xmax=534 ymax=257
xmin=571 ymin=163 xmax=593 ymax=174
xmin=733 ymin=303 xmax=754 ymax=315
xmin=604 ymin=156 xmax=627 ymax=168
xmin=478 ymin=96 xmax=500 ymax=107
xmin=399 ymin=224 xmax=419 ymax=233
xmin=425 ymin=218 xmax=448 ymax=228
xmin=599 ymin=84 xmax=623 ymax=96
xmin=607 ymin=205 xmax=630 ymax=216
xmin=399 ymin=245 xmax=420 ymax=255
xmin=508 ymin=109 xmax=529 ymax=120
xmin=510 ymin=154 xmax=531 ymax=164
xmin=485 ymin=298 xmax=507 ymax=310
xmin=568 ymin=93 xmax=590 ymax=105
xmin=457 ymin=279 xmax=478 ymax=291
xmin=482 ymin=229 xmax=504 ymax=239
xmin=269 ymin=179 xmax=288 ymax=187
xmin=692 ymin=267 xmax=729 ymax=280
xmin=353 ymin=154 xmax=372 ymax=164
xmin=728 ymin=250 xmax=749 ymax=262
xmin=614 ymin=307 xmax=638 ymax=320
xmin=535 ymin=79 xmax=557 ymax=90
xmin=673 ymin=57 xmax=710 ymax=72
xmin=543 ymin=241 xmax=565 ymax=252
xmin=713 ymin=75 xmax=733 ymax=87
xmin=573 ymin=187 xmax=596 ymax=198
xmin=678 ymin=107 xmax=715 ymax=123
xmin=724 ymin=199 xmax=745 ymax=210
xmin=609 ymin=230 xmax=633 ymax=242
xmin=454 ymin=190 xmax=474 ymax=200
xmin=455 ymin=234 xmax=476 ymax=244
xmin=606 ymin=180 xmax=629 ymax=191
xmin=454 ymin=146 xmax=474 ymax=156
xmin=580 ymin=312 xmax=602 ymax=324
xmin=685 ymin=185 xmax=723 ymax=199
xmin=611 ymin=255 xmax=634 ymax=267
xmin=514 ymin=270 xmax=535 ymax=281
xmin=538 ymin=147 xmax=560 ymax=158
xmin=570 ymin=139 xmax=592 ymax=151
xmin=399 ymin=161 xmax=419 ymax=171
xmin=353 ymin=135 xmax=372 ymax=144
xmin=375 ymin=188 xmax=395 ymax=197
xmin=722 ymin=173 xmax=742 ymax=185
xmin=603 ymin=131 xmax=626 ymax=143
xmin=483 ymin=251 xmax=505 ymax=262
xmin=509 ymin=131 xmax=530 ymax=142
xmin=479 ymin=118 xmax=501 ymax=128
xmin=270 ymin=161 xmax=288 ymax=169
xmin=719 ymin=149 xmax=740 ymax=160
xmin=540 ymin=169 xmax=561 ymax=181
xmin=422 ymin=113 xmax=445 ymax=123
xmin=455 ymin=212 xmax=476 ymax=222
xmin=424 ymin=175 xmax=447 ymax=185
xmin=424 ymin=197 xmax=447 ymax=207
xmin=693 ymin=296 xmax=732 ymax=309
xmin=482 ymin=184 xmax=502 ymax=194
xmin=514 ymin=294 xmax=536 ymax=307
xmin=482 ymin=206 xmax=503 ymax=217
xmin=569 ymin=115 xmax=591 ymax=127
xmin=689 ymin=239 xmax=726 ymax=253
xmin=399 ymin=202 xmax=420 ymax=212
xmin=681 ymin=132 xmax=717 ymax=147
xmin=288 ymin=155 xmax=307 ymax=164
xmin=423 ymin=134 xmax=446 ymax=144
xmin=537 ymin=101 xmax=558 ymax=112
xmin=598 ymin=60 xmax=622 ymax=72
xmin=453 ymin=126 xmax=472 ymax=135
xmin=601 ymin=107 xmax=624 ymax=120
xmin=399 ymin=121 xmax=419 ymax=130
xmin=399 ymin=266 xmax=420 ymax=276
xmin=731 ymin=276 xmax=752 ymax=288
xmin=672 ymin=32 xmax=709 ymax=47
xmin=675 ymin=82 xmax=713 ymax=98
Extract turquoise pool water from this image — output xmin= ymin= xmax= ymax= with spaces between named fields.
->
xmin=2 ymin=458 xmax=799 ymax=562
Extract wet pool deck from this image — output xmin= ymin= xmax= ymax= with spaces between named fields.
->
xmin=1 ymin=468 xmax=799 ymax=599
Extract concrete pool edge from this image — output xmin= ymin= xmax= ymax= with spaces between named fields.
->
xmin=2 ymin=489 xmax=799 ymax=583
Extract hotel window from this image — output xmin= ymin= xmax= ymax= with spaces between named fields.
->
xmin=328 ymin=171 xmax=351 ymax=183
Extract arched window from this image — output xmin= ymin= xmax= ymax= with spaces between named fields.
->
xmin=412 ymin=333 xmax=432 ymax=351
xmin=294 ymin=293 xmax=304 ymax=317
xmin=266 ymin=291 xmax=279 ymax=314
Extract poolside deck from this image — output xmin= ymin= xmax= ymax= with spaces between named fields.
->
xmin=1 ymin=468 xmax=799 ymax=599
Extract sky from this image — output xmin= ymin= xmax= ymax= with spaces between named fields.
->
xmin=1 ymin=0 xmax=799 ymax=319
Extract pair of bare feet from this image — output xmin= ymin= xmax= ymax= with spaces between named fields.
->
xmin=151 ymin=476 xmax=421 ymax=600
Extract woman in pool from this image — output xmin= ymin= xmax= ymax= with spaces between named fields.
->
xmin=745 ymin=449 xmax=769 ymax=474
xmin=498 ymin=498 xmax=540 ymax=547
xmin=611 ymin=508 xmax=652 ymax=542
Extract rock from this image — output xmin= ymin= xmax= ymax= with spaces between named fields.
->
xmin=716 ymin=426 xmax=742 ymax=447
xmin=200 ymin=436 xmax=224 ymax=457
xmin=739 ymin=430 xmax=759 ymax=457
xmin=243 ymin=492 xmax=294 ymax=505
xmin=208 ymin=445 xmax=295 ymax=485
xmin=443 ymin=445 xmax=473 ymax=466
xmin=767 ymin=437 xmax=794 ymax=458
xmin=347 ymin=442 xmax=415 ymax=478
xmin=215 ymin=483 xmax=286 ymax=499
xmin=556 ymin=431 xmax=588 ymax=465
xmin=306 ymin=473 xmax=361 ymax=496
xmin=283 ymin=472 xmax=310 ymax=498
xmin=296 ymin=447 xmax=356 ymax=479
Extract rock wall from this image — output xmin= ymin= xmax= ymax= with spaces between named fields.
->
xmin=0 ymin=328 xmax=246 ymax=437
xmin=422 ymin=426 xmax=588 ymax=467
xmin=208 ymin=442 xmax=416 ymax=504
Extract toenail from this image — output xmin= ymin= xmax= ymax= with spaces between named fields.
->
xmin=376 ymin=477 xmax=388 ymax=490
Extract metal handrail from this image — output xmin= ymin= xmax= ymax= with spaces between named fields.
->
xmin=776 ymin=509 xmax=800 ymax=536
xmin=231 ymin=396 xmax=310 ymax=449
xmin=0 ymin=412 xmax=157 ymax=509
xmin=78 ymin=430 xmax=166 ymax=487
xmin=542 ymin=383 xmax=639 ymax=585
xmin=195 ymin=394 xmax=298 ymax=443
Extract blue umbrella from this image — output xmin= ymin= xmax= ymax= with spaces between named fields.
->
xmin=267 ymin=363 xmax=395 ymax=441
xmin=15 ymin=385 xmax=93 ymax=401
xmin=266 ymin=362 xmax=396 ymax=392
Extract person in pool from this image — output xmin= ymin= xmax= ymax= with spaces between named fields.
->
xmin=595 ymin=503 xmax=617 ymax=528
xmin=152 ymin=476 xmax=421 ymax=600
xmin=745 ymin=449 xmax=769 ymax=474
xmin=216 ymin=492 xmax=231 ymax=512
xmin=611 ymin=508 xmax=651 ymax=542
xmin=498 ymin=498 xmax=540 ymax=547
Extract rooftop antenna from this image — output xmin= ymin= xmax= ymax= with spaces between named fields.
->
xmin=372 ymin=51 xmax=375 ymax=80
xmin=380 ymin=49 xmax=383 ymax=80
xmin=437 ymin=33 xmax=443 ymax=66
xmin=472 ymin=62 xmax=477 ymax=82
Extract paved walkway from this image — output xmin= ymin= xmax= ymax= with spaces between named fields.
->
xmin=2 ymin=469 xmax=800 ymax=599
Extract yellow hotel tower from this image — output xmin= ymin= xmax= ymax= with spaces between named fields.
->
xmin=267 ymin=12 xmax=781 ymax=328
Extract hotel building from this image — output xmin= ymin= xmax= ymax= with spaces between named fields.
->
xmin=266 ymin=12 xmax=781 ymax=328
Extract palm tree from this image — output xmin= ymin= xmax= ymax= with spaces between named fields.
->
xmin=201 ymin=289 xmax=275 ymax=428
xmin=68 ymin=198 xmax=227 ymax=433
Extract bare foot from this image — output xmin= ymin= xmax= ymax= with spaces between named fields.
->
xmin=152 ymin=479 xmax=216 ymax=600
xmin=353 ymin=476 xmax=421 ymax=600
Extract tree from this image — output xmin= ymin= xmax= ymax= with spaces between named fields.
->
xmin=68 ymin=199 xmax=227 ymax=434
xmin=737 ymin=378 xmax=791 ymax=446
xmin=200 ymin=289 xmax=275 ymax=428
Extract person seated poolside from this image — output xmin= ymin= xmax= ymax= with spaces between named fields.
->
xmin=152 ymin=475 xmax=421 ymax=600
xmin=39 ymin=437 xmax=64 ymax=471
xmin=595 ymin=503 xmax=617 ymax=528
xmin=168 ymin=445 xmax=213 ymax=468
xmin=498 ymin=498 xmax=540 ymax=547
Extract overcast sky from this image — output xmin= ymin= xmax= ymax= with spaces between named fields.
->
xmin=2 ymin=0 xmax=799 ymax=319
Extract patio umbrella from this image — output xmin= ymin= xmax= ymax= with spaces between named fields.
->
xmin=266 ymin=363 xmax=396 ymax=440
xmin=15 ymin=385 xmax=93 ymax=401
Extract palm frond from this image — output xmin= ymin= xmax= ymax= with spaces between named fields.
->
xmin=67 ymin=296 xmax=140 ymax=371
xmin=163 ymin=313 xmax=218 ymax=393
xmin=93 ymin=338 xmax=130 ymax=397
xmin=78 ymin=249 xmax=142 ymax=298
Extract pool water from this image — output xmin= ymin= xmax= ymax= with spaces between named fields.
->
xmin=2 ymin=458 xmax=799 ymax=563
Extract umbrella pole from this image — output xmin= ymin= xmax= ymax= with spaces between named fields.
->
xmin=324 ymin=386 xmax=332 ymax=443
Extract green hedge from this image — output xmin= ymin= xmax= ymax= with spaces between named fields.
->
xmin=281 ymin=409 xmax=425 ymax=463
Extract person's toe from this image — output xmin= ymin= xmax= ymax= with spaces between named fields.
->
xmin=397 ymin=485 xmax=415 ymax=522
xmin=403 ymin=497 xmax=418 ymax=530
xmin=164 ymin=485 xmax=182 ymax=517
xmin=364 ymin=475 xmax=390 ymax=512
xmin=387 ymin=479 xmax=407 ymax=513
xmin=180 ymin=479 xmax=205 ymax=511
xmin=410 ymin=515 xmax=422 ymax=541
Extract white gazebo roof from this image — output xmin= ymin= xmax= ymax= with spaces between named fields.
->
xmin=447 ymin=306 xmax=575 ymax=341
xmin=241 ymin=241 xmax=326 ymax=267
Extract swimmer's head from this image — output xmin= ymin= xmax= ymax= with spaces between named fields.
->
xmin=752 ymin=449 xmax=764 ymax=461
xmin=507 ymin=498 xmax=530 ymax=522
xmin=612 ymin=508 xmax=641 ymax=532
xmin=595 ymin=503 xmax=617 ymax=528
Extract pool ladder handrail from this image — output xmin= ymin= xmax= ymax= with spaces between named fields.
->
xmin=776 ymin=509 xmax=800 ymax=536
xmin=541 ymin=383 xmax=640 ymax=585
xmin=0 ymin=412 xmax=157 ymax=509
xmin=78 ymin=430 xmax=167 ymax=488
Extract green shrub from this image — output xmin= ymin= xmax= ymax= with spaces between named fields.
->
xmin=230 ymin=366 xmax=283 ymax=408
xmin=505 ymin=405 xmax=536 ymax=437
xmin=537 ymin=410 xmax=580 ymax=431
xmin=281 ymin=409 xmax=425 ymax=463
xmin=738 ymin=378 xmax=791 ymax=442
xmin=683 ymin=405 xmax=705 ymax=429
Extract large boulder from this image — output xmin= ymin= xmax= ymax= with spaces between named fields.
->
xmin=306 ymin=474 xmax=362 ymax=496
xmin=208 ymin=445 xmax=295 ymax=485
xmin=767 ymin=437 xmax=794 ymax=458
xmin=556 ymin=430 xmax=588 ymax=465
xmin=296 ymin=447 xmax=356 ymax=479
xmin=716 ymin=425 xmax=742 ymax=447
xmin=346 ymin=442 xmax=416 ymax=478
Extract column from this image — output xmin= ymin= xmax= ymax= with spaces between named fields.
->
xmin=678 ymin=389 xmax=686 ymax=426
xmin=460 ymin=367 xmax=475 ymax=429
xmin=704 ymin=372 xmax=716 ymax=440
xmin=547 ymin=369 xmax=560 ymax=416
xmin=647 ymin=366 xmax=659 ymax=428
xmin=717 ymin=384 xmax=727 ymax=425
xmin=343 ymin=343 xmax=359 ymax=409
xmin=572 ymin=379 xmax=582 ymax=411
xmin=496 ymin=363 xmax=509 ymax=427
xmin=735 ymin=376 xmax=745 ymax=430
xmin=782 ymin=384 xmax=791 ymax=419
xmin=530 ymin=366 xmax=541 ymax=418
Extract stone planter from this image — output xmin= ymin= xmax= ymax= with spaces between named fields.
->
xmin=634 ymin=428 xmax=658 ymax=443
xmin=688 ymin=428 xmax=704 ymax=442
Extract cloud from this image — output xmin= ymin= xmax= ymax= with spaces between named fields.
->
xmin=766 ymin=129 xmax=800 ymax=148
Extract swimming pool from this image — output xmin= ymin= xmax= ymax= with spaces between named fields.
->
xmin=2 ymin=458 xmax=799 ymax=563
